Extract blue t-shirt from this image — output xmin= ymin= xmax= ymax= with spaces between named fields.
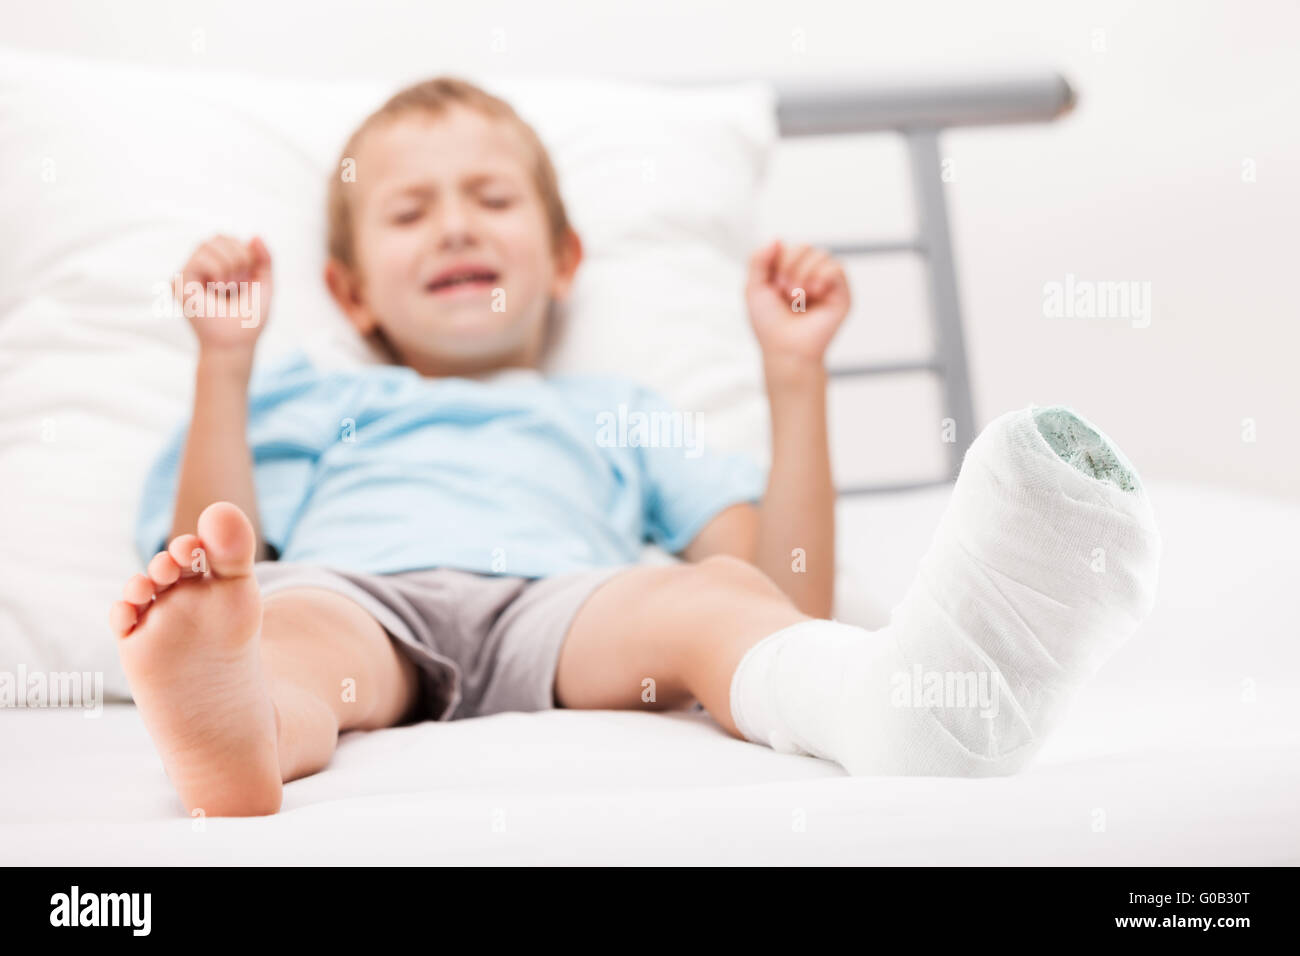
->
xmin=135 ymin=351 xmax=766 ymax=578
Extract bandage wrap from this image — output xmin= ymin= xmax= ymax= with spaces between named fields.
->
xmin=730 ymin=405 xmax=1162 ymax=777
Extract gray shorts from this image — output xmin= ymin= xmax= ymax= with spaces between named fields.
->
xmin=252 ymin=561 xmax=625 ymax=721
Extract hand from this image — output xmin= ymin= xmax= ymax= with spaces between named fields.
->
xmin=744 ymin=239 xmax=850 ymax=369
xmin=176 ymin=235 xmax=274 ymax=355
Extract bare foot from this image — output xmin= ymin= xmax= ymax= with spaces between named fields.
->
xmin=110 ymin=502 xmax=282 ymax=816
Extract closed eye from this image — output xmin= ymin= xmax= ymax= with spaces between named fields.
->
xmin=393 ymin=209 xmax=423 ymax=225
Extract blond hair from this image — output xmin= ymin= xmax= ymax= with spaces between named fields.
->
xmin=327 ymin=76 xmax=571 ymax=268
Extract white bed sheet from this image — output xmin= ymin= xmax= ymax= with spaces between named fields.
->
xmin=4 ymin=480 xmax=1298 ymax=865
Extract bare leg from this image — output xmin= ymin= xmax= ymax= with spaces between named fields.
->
xmin=554 ymin=556 xmax=809 ymax=736
xmin=259 ymin=587 xmax=420 ymax=783
xmin=110 ymin=502 xmax=419 ymax=816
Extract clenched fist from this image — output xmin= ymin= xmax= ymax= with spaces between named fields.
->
xmin=745 ymin=239 xmax=851 ymax=368
xmin=175 ymin=235 xmax=274 ymax=355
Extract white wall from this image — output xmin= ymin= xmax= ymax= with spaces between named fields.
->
xmin=6 ymin=0 xmax=1297 ymax=498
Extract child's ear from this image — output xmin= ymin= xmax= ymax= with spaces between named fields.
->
xmin=549 ymin=228 xmax=584 ymax=301
xmin=324 ymin=258 xmax=380 ymax=335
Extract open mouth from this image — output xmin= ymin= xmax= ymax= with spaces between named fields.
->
xmin=425 ymin=268 xmax=500 ymax=296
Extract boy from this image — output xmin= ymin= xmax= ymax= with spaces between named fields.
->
xmin=110 ymin=78 xmax=1160 ymax=817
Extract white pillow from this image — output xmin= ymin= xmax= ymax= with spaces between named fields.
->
xmin=0 ymin=48 xmax=775 ymax=698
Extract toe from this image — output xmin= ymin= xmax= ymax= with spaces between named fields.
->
xmin=147 ymin=551 xmax=182 ymax=590
xmin=110 ymin=600 xmax=139 ymax=637
xmin=168 ymin=534 xmax=207 ymax=576
xmin=195 ymin=502 xmax=258 ymax=578
xmin=123 ymin=573 xmax=156 ymax=606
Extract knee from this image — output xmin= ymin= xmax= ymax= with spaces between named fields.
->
xmin=260 ymin=590 xmax=322 ymax=642
xmin=262 ymin=587 xmax=372 ymax=637
xmin=679 ymin=555 xmax=788 ymax=603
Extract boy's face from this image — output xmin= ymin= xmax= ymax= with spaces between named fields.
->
xmin=326 ymin=107 xmax=581 ymax=376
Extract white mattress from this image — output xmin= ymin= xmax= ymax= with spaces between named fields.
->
xmin=4 ymin=480 xmax=1298 ymax=865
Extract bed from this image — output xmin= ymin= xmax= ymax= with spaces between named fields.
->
xmin=2 ymin=51 xmax=1297 ymax=866
xmin=5 ymin=481 xmax=1298 ymax=865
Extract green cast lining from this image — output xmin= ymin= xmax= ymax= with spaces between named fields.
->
xmin=1033 ymin=407 xmax=1137 ymax=492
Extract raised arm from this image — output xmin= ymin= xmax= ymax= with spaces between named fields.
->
xmin=168 ymin=235 xmax=275 ymax=561
xmin=683 ymin=240 xmax=849 ymax=618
